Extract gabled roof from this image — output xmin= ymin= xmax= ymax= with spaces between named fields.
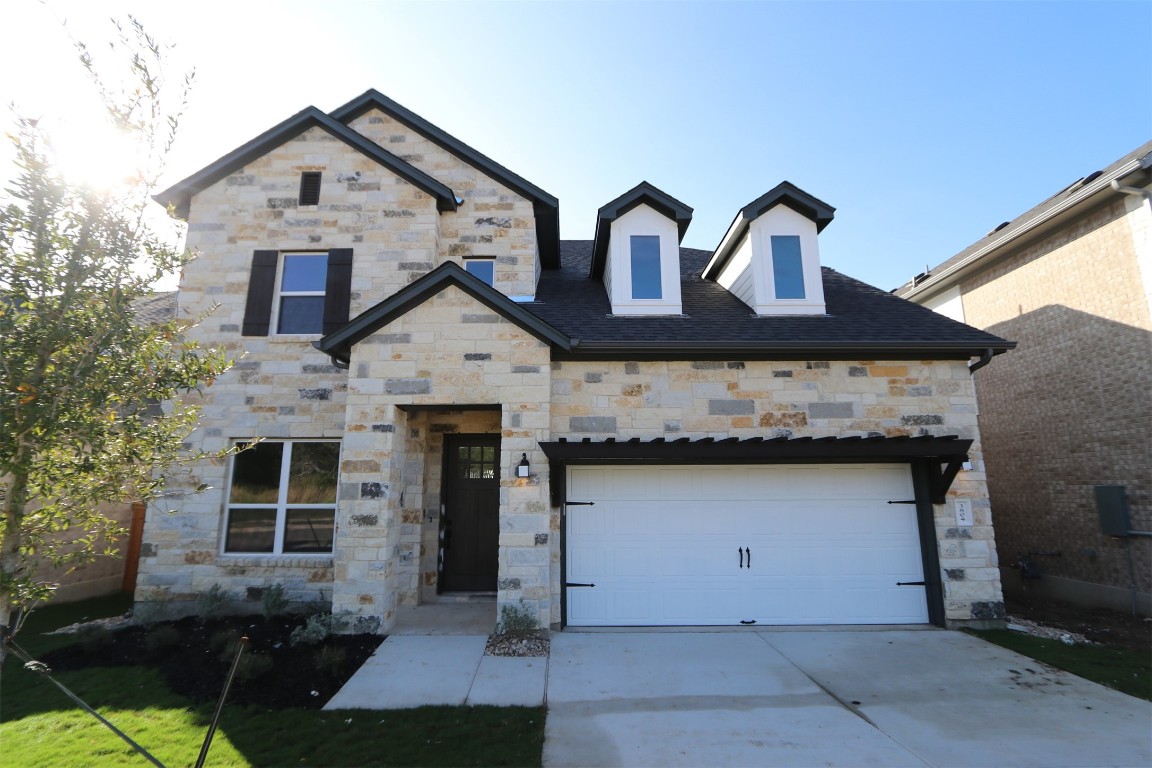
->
xmin=894 ymin=140 xmax=1152 ymax=300
xmin=315 ymin=262 xmax=571 ymax=365
xmin=703 ymin=181 xmax=836 ymax=281
xmin=154 ymin=107 xmax=459 ymax=219
xmin=589 ymin=181 xmax=694 ymax=279
xmin=330 ymin=89 xmax=562 ymax=269
xmin=527 ymin=241 xmax=1013 ymax=360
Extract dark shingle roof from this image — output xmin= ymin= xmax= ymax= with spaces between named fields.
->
xmin=524 ymin=241 xmax=1012 ymax=360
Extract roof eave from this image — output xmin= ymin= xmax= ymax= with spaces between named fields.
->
xmin=555 ymin=339 xmax=1015 ymax=362
xmin=897 ymin=150 xmax=1152 ymax=301
xmin=317 ymin=262 xmax=572 ymax=363
xmin=153 ymin=107 xmax=458 ymax=221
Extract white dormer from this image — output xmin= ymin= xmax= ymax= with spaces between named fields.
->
xmin=704 ymin=182 xmax=834 ymax=316
xmin=590 ymin=182 xmax=693 ymax=316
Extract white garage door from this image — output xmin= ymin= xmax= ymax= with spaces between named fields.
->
xmin=565 ymin=464 xmax=929 ymax=626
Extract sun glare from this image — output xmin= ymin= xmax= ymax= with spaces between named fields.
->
xmin=45 ymin=117 xmax=146 ymax=195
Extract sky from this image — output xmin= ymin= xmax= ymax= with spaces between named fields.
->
xmin=5 ymin=0 xmax=1151 ymax=292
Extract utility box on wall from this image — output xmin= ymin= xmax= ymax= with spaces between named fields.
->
xmin=1095 ymin=485 xmax=1131 ymax=537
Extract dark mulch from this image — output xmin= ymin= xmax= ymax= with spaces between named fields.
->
xmin=1005 ymin=594 xmax=1151 ymax=653
xmin=38 ymin=614 xmax=381 ymax=710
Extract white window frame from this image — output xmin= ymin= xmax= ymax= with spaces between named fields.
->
xmin=272 ymin=251 xmax=328 ymax=335
xmin=223 ymin=439 xmax=341 ymax=555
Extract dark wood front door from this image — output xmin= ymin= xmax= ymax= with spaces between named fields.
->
xmin=439 ymin=435 xmax=500 ymax=592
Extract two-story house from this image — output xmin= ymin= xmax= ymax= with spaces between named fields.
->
xmin=138 ymin=89 xmax=1013 ymax=632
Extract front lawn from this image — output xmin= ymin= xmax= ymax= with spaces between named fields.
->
xmin=972 ymin=629 xmax=1151 ymax=701
xmin=1 ymin=596 xmax=545 ymax=767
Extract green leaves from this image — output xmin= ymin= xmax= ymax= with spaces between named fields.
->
xmin=0 ymin=17 xmax=222 ymax=632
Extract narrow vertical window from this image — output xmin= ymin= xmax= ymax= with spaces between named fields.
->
xmin=465 ymin=259 xmax=495 ymax=286
xmin=299 ymin=171 xmax=322 ymax=206
xmin=630 ymin=235 xmax=662 ymax=299
xmin=770 ymin=235 xmax=805 ymax=299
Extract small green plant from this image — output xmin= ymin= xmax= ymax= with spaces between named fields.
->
xmin=143 ymin=625 xmax=181 ymax=656
xmin=495 ymin=599 xmax=539 ymax=636
xmin=209 ymin=628 xmax=242 ymax=661
xmin=261 ymin=583 xmax=288 ymax=619
xmin=233 ymin=652 xmax=274 ymax=683
xmin=313 ymin=645 xmax=347 ymax=678
xmin=290 ymin=613 xmax=332 ymax=646
xmin=197 ymin=583 xmax=228 ymax=621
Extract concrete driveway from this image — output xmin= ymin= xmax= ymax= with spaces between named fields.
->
xmin=544 ymin=629 xmax=1151 ymax=768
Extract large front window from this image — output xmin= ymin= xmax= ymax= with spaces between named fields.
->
xmin=225 ymin=440 xmax=339 ymax=554
xmin=276 ymin=252 xmax=328 ymax=334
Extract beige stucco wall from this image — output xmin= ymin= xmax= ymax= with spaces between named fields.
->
xmin=960 ymin=197 xmax=1152 ymax=609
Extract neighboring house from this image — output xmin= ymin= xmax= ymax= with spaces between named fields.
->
xmin=895 ymin=142 xmax=1152 ymax=615
xmin=137 ymin=89 xmax=1013 ymax=632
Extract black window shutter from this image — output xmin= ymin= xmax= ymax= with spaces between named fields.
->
xmin=323 ymin=248 xmax=354 ymax=335
xmin=242 ymin=250 xmax=279 ymax=336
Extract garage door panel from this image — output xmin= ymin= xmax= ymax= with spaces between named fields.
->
xmin=566 ymin=464 xmax=928 ymax=627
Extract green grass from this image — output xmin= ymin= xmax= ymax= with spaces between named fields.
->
xmin=2 ymin=595 xmax=545 ymax=767
xmin=973 ymin=629 xmax=1151 ymax=701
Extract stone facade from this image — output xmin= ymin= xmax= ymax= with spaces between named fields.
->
xmin=959 ymin=197 xmax=1152 ymax=612
xmin=134 ymin=93 xmax=1005 ymax=630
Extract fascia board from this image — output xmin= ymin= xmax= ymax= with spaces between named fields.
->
xmin=899 ymin=157 xmax=1148 ymax=301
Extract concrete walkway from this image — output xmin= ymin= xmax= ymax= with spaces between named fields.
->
xmin=323 ymin=612 xmax=1151 ymax=767
xmin=323 ymin=600 xmax=548 ymax=710
xmin=544 ymin=630 xmax=1152 ymax=768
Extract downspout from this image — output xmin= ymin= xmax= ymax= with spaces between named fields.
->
xmin=968 ymin=348 xmax=994 ymax=374
xmin=1111 ymin=179 xmax=1152 ymax=201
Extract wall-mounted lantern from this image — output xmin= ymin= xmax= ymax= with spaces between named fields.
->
xmin=516 ymin=453 xmax=531 ymax=478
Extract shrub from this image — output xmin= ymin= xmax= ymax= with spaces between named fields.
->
xmin=197 ymin=583 xmax=228 ymax=621
xmin=76 ymin=625 xmax=114 ymax=654
xmin=210 ymin=628 xmax=242 ymax=662
xmin=313 ymin=645 xmax=347 ymax=678
xmin=262 ymin=583 xmax=288 ymax=619
xmin=495 ymin=599 xmax=539 ymax=636
xmin=143 ymin=625 xmax=182 ymax=656
xmin=290 ymin=613 xmax=331 ymax=647
xmin=233 ymin=652 xmax=273 ymax=683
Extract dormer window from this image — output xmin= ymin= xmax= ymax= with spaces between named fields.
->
xmin=630 ymin=235 xmax=662 ymax=299
xmin=590 ymin=182 xmax=693 ymax=316
xmin=704 ymin=181 xmax=834 ymax=316
xmin=770 ymin=235 xmax=805 ymax=299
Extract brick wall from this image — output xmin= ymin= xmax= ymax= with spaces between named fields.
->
xmin=960 ymin=198 xmax=1152 ymax=606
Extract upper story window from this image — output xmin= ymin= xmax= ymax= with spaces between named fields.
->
xmin=225 ymin=440 xmax=340 ymax=554
xmin=630 ymin=235 xmax=662 ymax=299
xmin=770 ymin=235 xmax=805 ymax=299
xmin=277 ymin=253 xmax=328 ymax=334
xmin=299 ymin=171 xmax=322 ymax=206
xmin=464 ymin=259 xmax=495 ymax=287
xmin=241 ymin=249 xmax=353 ymax=337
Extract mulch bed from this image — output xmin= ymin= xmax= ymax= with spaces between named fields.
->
xmin=38 ymin=614 xmax=381 ymax=710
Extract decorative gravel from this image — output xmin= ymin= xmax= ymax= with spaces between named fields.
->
xmin=485 ymin=631 xmax=550 ymax=657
